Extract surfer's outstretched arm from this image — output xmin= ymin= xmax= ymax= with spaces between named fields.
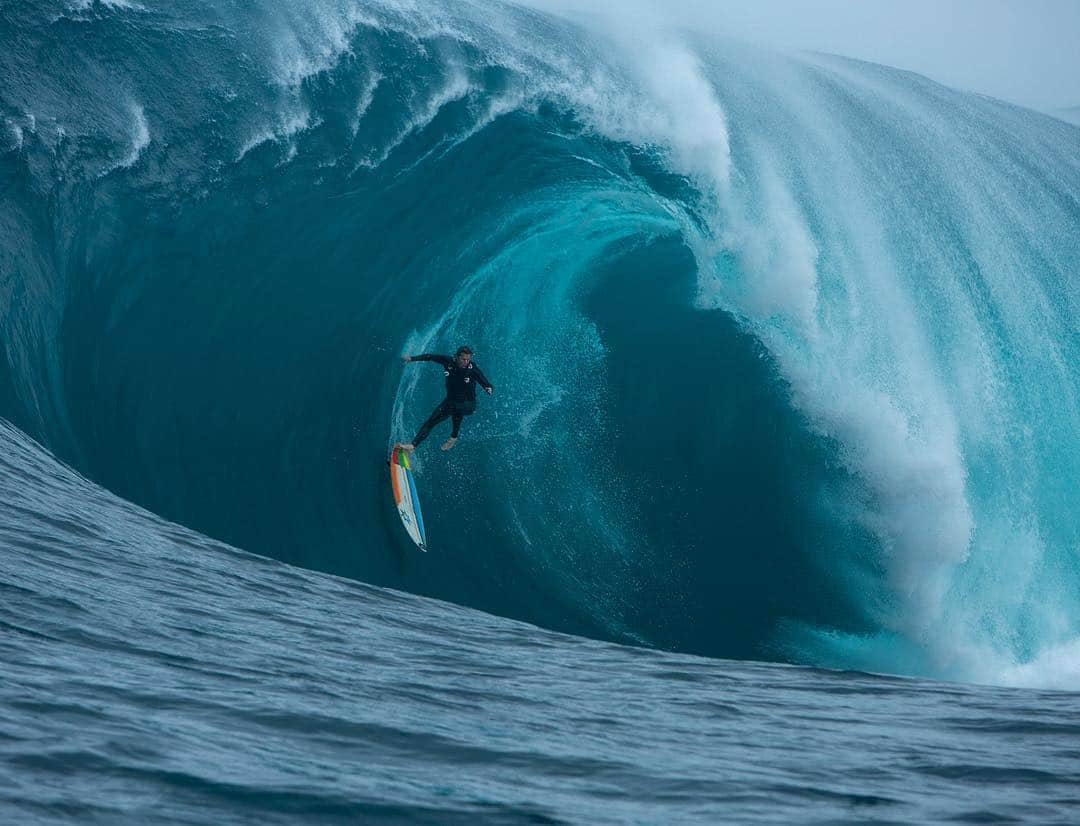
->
xmin=472 ymin=365 xmax=494 ymax=394
xmin=402 ymin=353 xmax=453 ymax=367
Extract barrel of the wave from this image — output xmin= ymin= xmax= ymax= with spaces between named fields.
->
xmin=389 ymin=447 xmax=427 ymax=551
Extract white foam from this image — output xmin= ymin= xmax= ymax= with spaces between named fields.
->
xmin=99 ymin=102 xmax=150 ymax=175
xmin=350 ymin=72 xmax=383 ymax=137
xmin=236 ymin=129 xmax=277 ymax=163
xmin=269 ymin=5 xmax=380 ymax=91
xmin=98 ymin=0 xmax=145 ymax=10
xmin=5 ymin=120 xmax=24 ymax=151
xmin=278 ymin=143 xmax=299 ymax=166
xmin=390 ymin=86 xmax=531 ymax=178
xmin=236 ymin=109 xmax=314 ymax=162
xmin=996 ymin=638 xmax=1080 ymax=690
xmin=517 ymin=387 xmax=567 ymax=438
xmin=461 ymin=87 xmax=529 ymax=141
xmin=65 ymin=0 xmax=145 ymax=12
xmin=121 ymin=104 xmax=150 ymax=168
xmin=357 ymin=68 xmax=472 ymax=169
xmin=554 ymin=35 xmax=731 ymax=206
xmin=716 ymin=159 xmax=820 ymax=337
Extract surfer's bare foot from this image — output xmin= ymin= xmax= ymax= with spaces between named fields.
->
xmin=400 ymin=443 xmax=415 ymax=453
xmin=440 ymin=437 xmax=457 ymax=451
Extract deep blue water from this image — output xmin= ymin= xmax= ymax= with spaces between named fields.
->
xmin=2 ymin=0 xmax=1080 ymax=820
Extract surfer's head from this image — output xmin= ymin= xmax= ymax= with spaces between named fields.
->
xmin=455 ymin=346 xmax=473 ymax=367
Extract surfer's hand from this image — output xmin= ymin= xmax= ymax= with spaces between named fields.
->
xmin=485 ymin=386 xmax=493 ymax=395
xmin=401 ymin=355 xmax=412 ymax=363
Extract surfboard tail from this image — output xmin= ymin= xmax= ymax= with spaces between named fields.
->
xmin=389 ymin=446 xmax=427 ymax=551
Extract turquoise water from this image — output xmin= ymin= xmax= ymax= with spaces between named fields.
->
xmin=2 ymin=2 xmax=1080 ymax=816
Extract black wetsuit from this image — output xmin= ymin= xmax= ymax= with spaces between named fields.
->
xmin=409 ymin=354 xmax=493 ymax=447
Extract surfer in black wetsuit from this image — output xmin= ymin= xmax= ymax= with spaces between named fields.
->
xmin=398 ymin=346 xmax=493 ymax=452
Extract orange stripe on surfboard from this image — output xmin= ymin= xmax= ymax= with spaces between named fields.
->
xmin=390 ymin=447 xmax=403 ymax=504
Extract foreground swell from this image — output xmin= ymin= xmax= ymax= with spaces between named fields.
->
xmin=3 ymin=420 xmax=1080 ymax=823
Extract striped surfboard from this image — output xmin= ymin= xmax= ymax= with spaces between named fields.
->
xmin=389 ymin=446 xmax=427 ymax=551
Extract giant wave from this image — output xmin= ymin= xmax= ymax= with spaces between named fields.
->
xmin=2 ymin=0 xmax=1078 ymax=688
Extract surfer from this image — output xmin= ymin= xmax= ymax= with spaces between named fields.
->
xmin=398 ymin=346 xmax=493 ymax=452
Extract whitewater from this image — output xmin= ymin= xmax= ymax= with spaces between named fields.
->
xmin=2 ymin=0 xmax=1079 ymax=820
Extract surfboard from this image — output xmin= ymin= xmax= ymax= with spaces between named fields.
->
xmin=389 ymin=446 xmax=427 ymax=551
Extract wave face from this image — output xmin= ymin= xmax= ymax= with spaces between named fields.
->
xmin=2 ymin=0 xmax=1079 ymax=687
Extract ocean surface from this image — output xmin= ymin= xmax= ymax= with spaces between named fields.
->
xmin=2 ymin=0 xmax=1079 ymax=821
xmin=4 ymin=419 xmax=1080 ymax=823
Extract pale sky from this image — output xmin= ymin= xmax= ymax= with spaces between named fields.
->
xmin=523 ymin=0 xmax=1080 ymax=112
